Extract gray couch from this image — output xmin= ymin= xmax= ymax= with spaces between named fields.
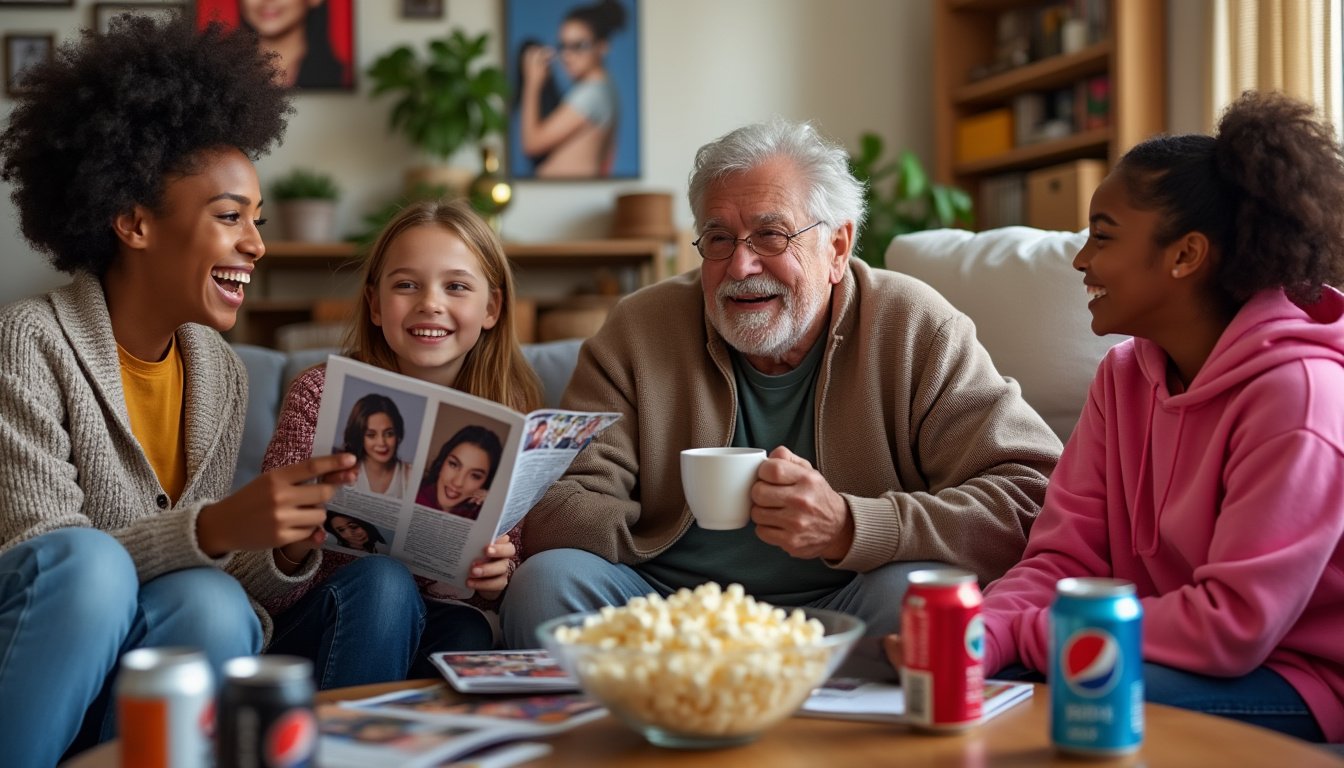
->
xmin=230 ymin=338 xmax=585 ymax=491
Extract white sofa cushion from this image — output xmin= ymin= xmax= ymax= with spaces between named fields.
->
xmin=884 ymin=226 xmax=1126 ymax=441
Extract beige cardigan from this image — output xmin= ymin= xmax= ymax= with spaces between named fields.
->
xmin=0 ymin=273 xmax=316 ymax=643
xmin=526 ymin=259 xmax=1063 ymax=585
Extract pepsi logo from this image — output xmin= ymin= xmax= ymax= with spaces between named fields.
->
xmin=964 ymin=615 xmax=985 ymax=660
xmin=1061 ymin=629 xmax=1121 ymax=697
xmin=264 ymin=708 xmax=317 ymax=767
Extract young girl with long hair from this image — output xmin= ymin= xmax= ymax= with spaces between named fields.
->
xmin=261 ymin=198 xmax=543 ymax=688
xmin=885 ymin=91 xmax=1344 ymax=742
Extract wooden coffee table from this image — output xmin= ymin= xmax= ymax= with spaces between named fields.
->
xmin=64 ymin=679 xmax=1344 ymax=766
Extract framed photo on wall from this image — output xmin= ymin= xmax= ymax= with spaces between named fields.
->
xmin=4 ymin=33 xmax=53 ymax=97
xmin=195 ymin=0 xmax=355 ymax=91
xmin=93 ymin=3 xmax=185 ymax=35
xmin=506 ymin=0 xmax=640 ymax=180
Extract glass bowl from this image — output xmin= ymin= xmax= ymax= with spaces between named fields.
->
xmin=537 ymin=603 xmax=864 ymax=749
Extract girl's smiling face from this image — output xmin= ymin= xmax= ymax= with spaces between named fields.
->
xmin=369 ymin=225 xmax=501 ymax=388
xmin=435 ymin=442 xmax=492 ymax=509
xmin=1073 ymin=172 xmax=1181 ymax=339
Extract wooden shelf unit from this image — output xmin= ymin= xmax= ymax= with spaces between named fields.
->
xmin=236 ymin=238 xmax=671 ymax=347
xmin=933 ymin=0 xmax=1167 ymax=230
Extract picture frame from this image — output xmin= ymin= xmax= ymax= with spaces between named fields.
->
xmin=196 ymin=0 xmax=356 ymax=91
xmin=505 ymin=0 xmax=640 ymax=180
xmin=401 ymin=0 xmax=444 ymax=20
xmin=4 ymin=33 xmax=53 ymax=98
xmin=92 ymin=3 xmax=185 ymax=35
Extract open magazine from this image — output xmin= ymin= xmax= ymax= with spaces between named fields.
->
xmin=430 ymin=650 xmax=578 ymax=694
xmin=799 ymin=678 xmax=1033 ymax=724
xmin=313 ymin=355 xmax=619 ymax=598
xmin=320 ymin=684 xmax=604 ymax=767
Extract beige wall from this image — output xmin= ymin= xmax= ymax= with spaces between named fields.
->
xmin=0 ymin=0 xmax=928 ymax=305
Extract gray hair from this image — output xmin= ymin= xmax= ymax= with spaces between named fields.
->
xmin=687 ymin=118 xmax=867 ymax=237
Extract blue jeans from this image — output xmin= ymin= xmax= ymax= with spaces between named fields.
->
xmin=499 ymin=547 xmax=941 ymax=649
xmin=267 ymin=555 xmax=494 ymax=689
xmin=0 ymin=528 xmax=262 ymax=766
xmin=995 ymin=662 xmax=1326 ymax=742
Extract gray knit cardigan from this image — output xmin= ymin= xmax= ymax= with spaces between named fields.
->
xmin=0 ymin=273 xmax=316 ymax=644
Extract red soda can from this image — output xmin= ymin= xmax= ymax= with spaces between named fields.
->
xmin=115 ymin=647 xmax=215 ymax=768
xmin=900 ymin=568 xmax=985 ymax=730
xmin=217 ymin=655 xmax=318 ymax=768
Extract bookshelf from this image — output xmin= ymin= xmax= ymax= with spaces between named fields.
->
xmin=933 ymin=0 xmax=1167 ymax=230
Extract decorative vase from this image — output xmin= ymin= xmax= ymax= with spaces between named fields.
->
xmin=468 ymin=145 xmax=513 ymax=232
xmin=278 ymin=199 xmax=338 ymax=242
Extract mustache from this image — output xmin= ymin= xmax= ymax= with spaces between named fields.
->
xmin=715 ymin=275 xmax=790 ymax=302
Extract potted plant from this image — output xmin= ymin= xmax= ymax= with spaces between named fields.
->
xmin=366 ymin=29 xmax=509 ymax=196
xmin=272 ymin=168 xmax=341 ymax=243
xmin=849 ymin=132 xmax=974 ymax=269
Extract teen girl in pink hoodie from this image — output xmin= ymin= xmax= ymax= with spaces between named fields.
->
xmin=888 ymin=91 xmax=1344 ymax=742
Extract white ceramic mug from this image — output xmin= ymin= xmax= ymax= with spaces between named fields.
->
xmin=679 ymin=447 xmax=767 ymax=530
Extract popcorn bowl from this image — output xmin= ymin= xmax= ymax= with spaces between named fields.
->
xmin=536 ymin=586 xmax=865 ymax=749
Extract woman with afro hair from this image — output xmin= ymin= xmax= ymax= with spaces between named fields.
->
xmin=0 ymin=14 xmax=358 ymax=763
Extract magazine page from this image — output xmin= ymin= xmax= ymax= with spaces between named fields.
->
xmin=429 ymin=650 xmax=578 ymax=694
xmin=317 ymin=703 xmax=515 ymax=768
xmin=799 ymin=678 xmax=1033 ymax=723
xmin=341 ymin=684 xmax=606 ymax=735
xmin=312 ymin=356 xmax=617 ymax=597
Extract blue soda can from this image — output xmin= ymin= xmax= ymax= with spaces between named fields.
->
xmin=1049 ymin=577 xmax=1144 ymax=757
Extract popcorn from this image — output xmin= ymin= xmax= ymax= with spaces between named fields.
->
xmin=551 ymin=583 xmax=831 ymax=737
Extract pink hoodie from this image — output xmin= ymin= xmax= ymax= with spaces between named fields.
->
xmin=981 ymin=287 xmax=1344 ymax=741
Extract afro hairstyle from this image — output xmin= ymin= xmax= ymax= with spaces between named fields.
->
xmin=0 ymin=14 xmax=292 ymax=276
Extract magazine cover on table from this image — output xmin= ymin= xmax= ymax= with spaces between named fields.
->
xmin=312 ymin=355 xmax=619 ymax=597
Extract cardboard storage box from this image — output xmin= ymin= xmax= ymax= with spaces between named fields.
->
xmin=955 ymin=109 xmax=1014 ymax=165
xmin=1026 ymin=159 xmax=1106 ymax=231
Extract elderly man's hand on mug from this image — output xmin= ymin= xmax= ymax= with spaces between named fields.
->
xmin=751 ymin=446 xmax=854 ymax=560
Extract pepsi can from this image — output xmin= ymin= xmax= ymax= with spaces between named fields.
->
xmin=1050 ymin=577 xmax=1144 ymax=757
xmin=116 ymin=647 xmax=215 ymax=768
xmin=217 ymin=655 xmax=318 ymax=768
xmin=900 ymin=568 xmax=985 ymax=730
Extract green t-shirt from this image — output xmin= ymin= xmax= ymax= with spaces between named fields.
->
xmin=637 ymin=337 xmax=852 ymax=604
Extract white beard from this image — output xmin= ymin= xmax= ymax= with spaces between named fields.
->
xmin=708 ymin=274 xmax=826 ymax=360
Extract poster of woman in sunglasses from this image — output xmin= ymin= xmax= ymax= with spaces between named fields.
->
xmin=507 ymin=0 xmax=639 ymax=179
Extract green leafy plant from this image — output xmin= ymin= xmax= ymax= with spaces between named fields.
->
xmin=271 ymin=168 xmax=340 ymax=201
xmin=849 ymin=132 xmax=973 ymax=269
xmin=366 ymin=29 xmax=508 ymax=162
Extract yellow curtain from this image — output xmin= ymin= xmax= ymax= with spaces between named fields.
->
xmin=1207 ymin=0 xmax=1341 ymax=130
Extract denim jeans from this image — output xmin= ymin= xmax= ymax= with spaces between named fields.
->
xmin=267 ymin=555 xmax=494 ymax=689
xmin=0 ymin=528 xmax=262 ymax=766
xmin=499 ymin=547 xmax=942 ymax=649
xmin=995 ymin=662 xmax=1326 ymax=742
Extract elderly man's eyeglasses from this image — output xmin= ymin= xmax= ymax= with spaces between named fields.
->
xmin=693 ymin=221 xmax=823 ymax=261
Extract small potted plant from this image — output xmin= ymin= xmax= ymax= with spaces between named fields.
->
xmin=272 ymin=168 xmax=341 ymax=242
xmin=366 ymin=29 xmax=509 ymax=196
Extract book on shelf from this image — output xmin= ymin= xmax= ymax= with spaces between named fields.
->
xmin=799 ymin=678 xmax=1034 ymax=725
xmin=430 ymin=650 xmax=579 ymax=694
xmin=313 ymin=355 xmax=620 ymax=599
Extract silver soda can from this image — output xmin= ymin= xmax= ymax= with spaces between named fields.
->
xmin=217 ymin=655 xmax=318 ymax=768
xmin=115 ymin=646 xmax=215 ymax=768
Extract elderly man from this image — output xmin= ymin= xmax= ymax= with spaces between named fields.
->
xmin=501 ymin=119 xmax=1062 ymax=647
